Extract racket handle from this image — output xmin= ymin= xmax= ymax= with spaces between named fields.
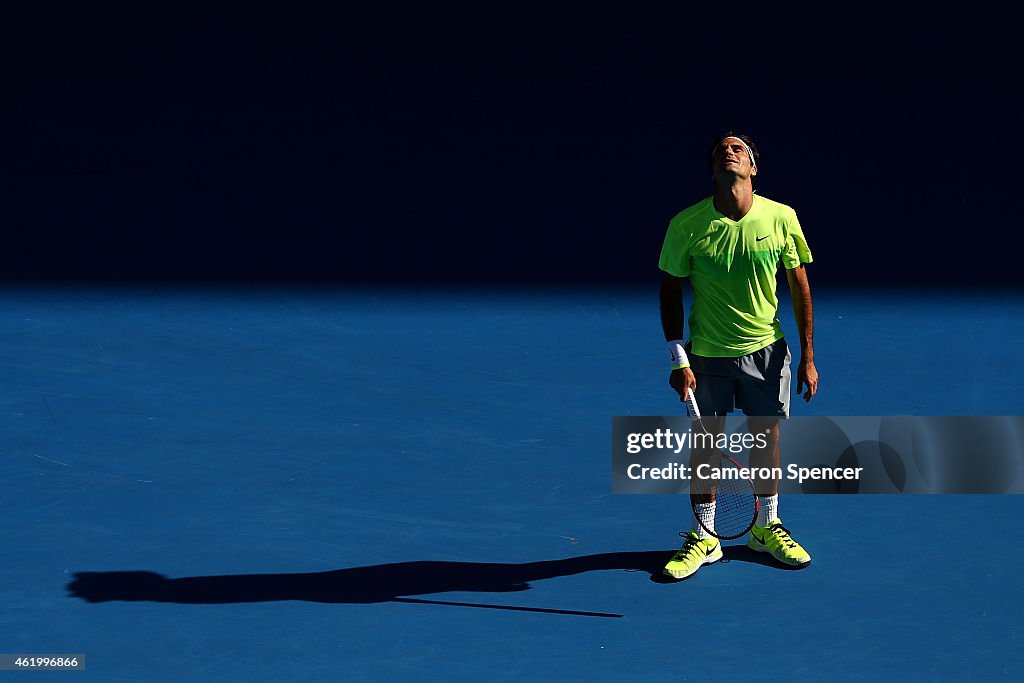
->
xmin=684 ymin=387 xmax=701 ymax=419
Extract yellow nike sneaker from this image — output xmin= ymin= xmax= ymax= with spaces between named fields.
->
xmin=663 ymin=531 xmax=723 ymax=579
xmin=747 ymin=519 xmax=811 ymax=566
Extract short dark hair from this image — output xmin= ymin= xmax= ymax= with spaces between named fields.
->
xmin=707 ymin=132 xmax=760 ymax=173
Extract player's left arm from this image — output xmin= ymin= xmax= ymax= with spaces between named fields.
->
xmin=786 ymin=265 xmax=818 ymax=401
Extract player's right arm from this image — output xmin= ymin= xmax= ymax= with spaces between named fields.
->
xmin=659 ymin=272 xmax=696 ymax=402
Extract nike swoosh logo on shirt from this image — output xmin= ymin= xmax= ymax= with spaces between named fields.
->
xmin=756 ymin=235 xmax=769 ymax=242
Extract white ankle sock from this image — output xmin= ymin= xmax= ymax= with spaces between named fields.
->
xmin=693 ymin=501 xmax=716 ymax=539
xmin=756 ymin=495 xmax=778 ymax=527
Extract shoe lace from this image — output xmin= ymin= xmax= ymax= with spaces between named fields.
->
xmin=672 ymin=532 xmax=703 ymax=561
xmin=767 ymin=522 xmax=799 ymax=549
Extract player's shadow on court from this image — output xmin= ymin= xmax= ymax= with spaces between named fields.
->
xmin=644 ymin=544 xmax=805 ymax=585
xmin=67 ymin=551 xmax=677 ymax=618
xmin=719 ymin=545 xmax=809 ymax=571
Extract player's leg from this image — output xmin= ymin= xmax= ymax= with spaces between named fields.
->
xmin=689 ymin=414 xmax=726 ymax=539
xmin=736 ymin=339 xmax=811 ymax=566
xmin=664 ymin=413 xmax=726 ymax=579
xmin=664 ymin=352 xmax=733 ymax=579
xmin=735 ymin=338 xmax=788 ymax=520
xmin=747 ymin=417 xmax=781 ymax=507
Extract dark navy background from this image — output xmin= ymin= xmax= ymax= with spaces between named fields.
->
xmin=5 ymin=4 xmax=1021 ymax=285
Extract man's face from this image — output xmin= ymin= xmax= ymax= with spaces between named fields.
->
xmin=711 ymin=137 xmax=757 ymax=181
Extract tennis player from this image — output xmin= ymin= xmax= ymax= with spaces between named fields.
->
xmin=659 ymin=132 xmax=818 ymax=579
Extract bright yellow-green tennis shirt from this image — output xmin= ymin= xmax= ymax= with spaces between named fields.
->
xmin=658 ymin=194 xmax=813 ymax=357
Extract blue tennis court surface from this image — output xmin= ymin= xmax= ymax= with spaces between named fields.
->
xmin=3 ymin=285 xmax=1022 ymax=680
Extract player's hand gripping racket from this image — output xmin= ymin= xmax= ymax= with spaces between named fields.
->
xmin=685 ymin=387 xmax=759 ymax=540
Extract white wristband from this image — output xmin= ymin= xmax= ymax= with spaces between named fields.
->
xmin=667 ymin=340 xmax=689 ymax=369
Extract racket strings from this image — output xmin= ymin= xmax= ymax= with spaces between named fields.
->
xmin=692 ymin=457 xmax=758 ymax=540
xmin=690 ymin=414 xmax=758 ymax=540
xmin=710 ymin=475 xmax=759 ymax=539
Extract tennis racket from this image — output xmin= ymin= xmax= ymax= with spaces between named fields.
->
xmin=686 ymin=388 xmax=759 ymax=541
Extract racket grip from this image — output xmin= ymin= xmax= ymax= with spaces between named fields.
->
xmin=684 ymin=387 xmax=701 ymax=419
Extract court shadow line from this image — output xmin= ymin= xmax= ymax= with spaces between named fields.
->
xmin=66 ymin=551 xmax=677 ymax=618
